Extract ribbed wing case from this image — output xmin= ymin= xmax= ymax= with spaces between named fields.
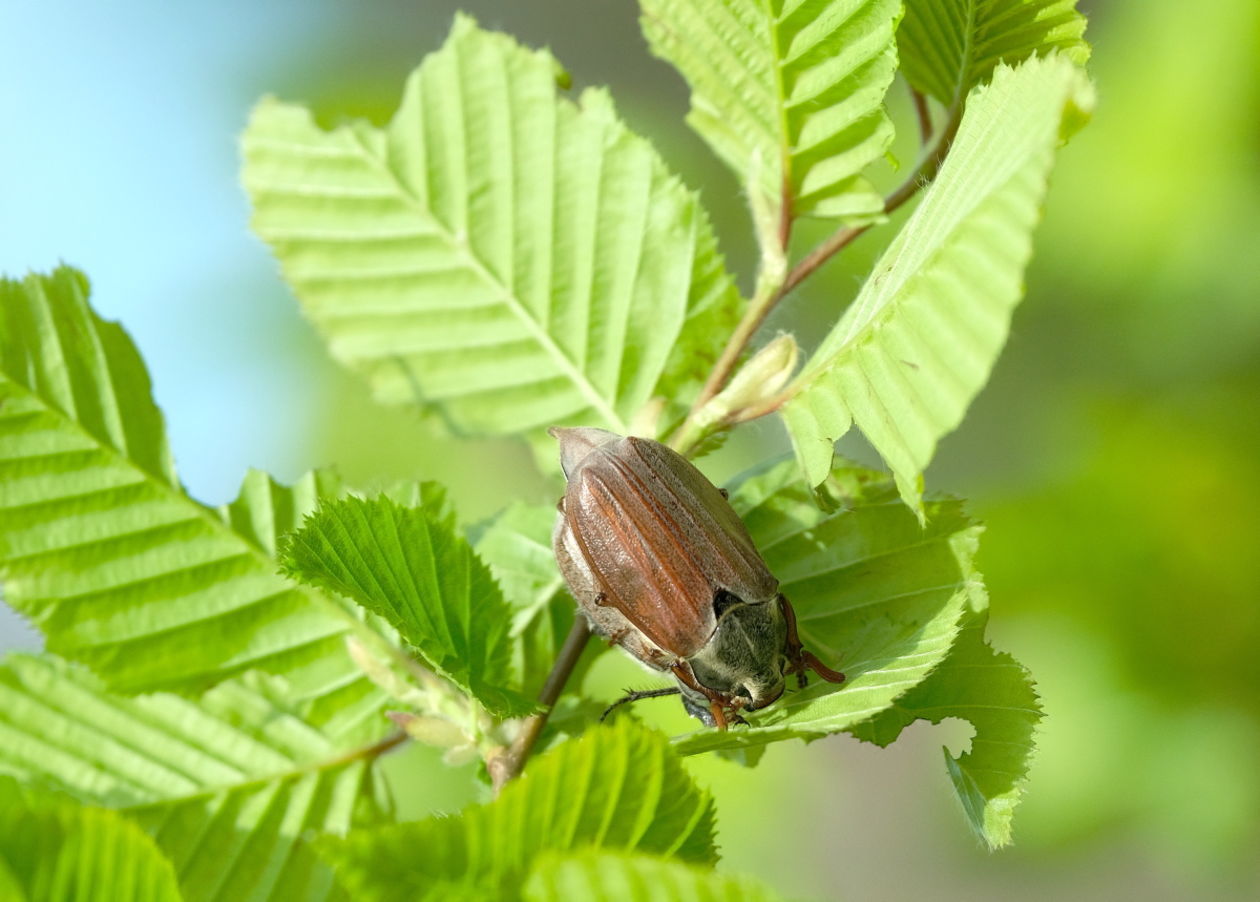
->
xmin=554 ymin=428 xmax=778 ymax=658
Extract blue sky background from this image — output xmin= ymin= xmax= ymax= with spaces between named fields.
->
xmin=2 ymin=2 xmax=335 ymax=503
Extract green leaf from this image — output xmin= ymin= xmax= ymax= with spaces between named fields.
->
xmin=0 ymin=654 xmax=398 ymax=902
xmin=470 ymin=502 xmax=588 ymax=699
xmin=0 ymin=268 xmax=384 ymax=720
xmin=524 ymin=850 xmax=786 ymax=902
xmin=126 ymin=763 xmax=378 ymax=902
xmin=673 ymin=459 xmax=981 ymax=755
xmin=900 ymin=0 xmax=1089 ymax=107
xmin=321 ymin=720 xmax=716 ymax=901
xmin=641 ymin=0 xmax=901 ymax=233
xmin=848 ymin=612 xmax=1041 ymax=848
xmin=782 ymin=55 xmax=1095 ymax=511
xmin=0 ymin=777 xmax=183 ymax=902
xmin=281 ymin=494 xmax=532 ymax=716
xmin=242 ymin=14 xmax=740 ymax=439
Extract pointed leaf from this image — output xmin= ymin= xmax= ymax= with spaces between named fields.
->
xmin=321 ymin=720 xmax=716 ymax=901
xmin=849 ymin=613 xmax=1041 ymax=848
xmin=641 ymin=0 xmax=901 ymax=231
xmin=524 ymin=850 xmax=786 ymax=902
xmin=281 ymin=495 xmax=532 ymax=716
xmin=0 ymin=654 xmax=399 ymax=902
xmin=471 ymin=502 xmax=589 ymax=699
xmin=0 ymin=268 xmax=384 ymax=718
xmin=782 ymin=56 xmax=1095 ymax=510
xmin=126 ymin=760 xmax=378 ymax=902
xmin=0 ymin=778 xmax=183 ymax=902
xmin=672 ymin=459 xmax=981 ymax=755
xmin=242 ymin=15 xmax=740 ymax=439
xmin=900 ymin=0 xmax=1089 ymax=107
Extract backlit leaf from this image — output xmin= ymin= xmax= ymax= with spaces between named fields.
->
xmin=782 ymin=56 xmax=1094 ymax=511
xmin=321 ymin=720 xmax=715 ymax=901
xmin=243 ymin=15 xmax=740 ymax=440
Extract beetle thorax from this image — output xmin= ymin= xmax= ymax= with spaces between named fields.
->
xmin=683 ymin=598 xmax=789 ymax=712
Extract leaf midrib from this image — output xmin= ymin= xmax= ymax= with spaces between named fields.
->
xmin=119 ymin=734 xmax=386 ymax=815
xmin=795 ymin=131 xmax=1034 ymax=388
xmin=342 ymin=124 xmax=629 ymax=432
xmin=952 ymin=0 xmax=980 ymax=108
xmin=0 ymin=375 xmax=362 ymax=683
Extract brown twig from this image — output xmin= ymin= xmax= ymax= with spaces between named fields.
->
xmin=686 ymin=279 xmax=782 ymax=421
xmin=668 ymin=103 xmax=965 ymax=455
xmin=324 ymin=729 xmax=410 ymax=769
xmin=787 ymin=103 xmax=960 ymax=298
xmin=911 ymin=86 xmax=932 ymax=146
xmin=883 ymin=105 xmax=961 ymax=214
xmin=490 ymin=617 xmax=591 ymax=792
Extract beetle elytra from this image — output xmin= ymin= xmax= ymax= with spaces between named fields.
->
xmin=551 ymin=427 xmax=844 ymax=729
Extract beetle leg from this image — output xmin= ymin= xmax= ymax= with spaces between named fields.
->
xmin=779 ymin=594 xmax=809 ymax=687
xmin=607 ymin=626 xmax=630 ymax=647
xmin=708 ymin=700 xmax=728 ymax=730
xmin=672 ymin=661 xmax=744 ymax=731
xmin=779 ymin=595 xmax=845 ymax=686
xmin=672 ymin=662 xmax=727 ymax=729
xmin=705 ymin=698 xmax=748 ymax=730
xmin=670 ymin=660 xmax=709 ymax=695
xmin=601 ymin=686 xmax=681 ymax=721
xmin=803 ymin=649 xmax=846 ymax=683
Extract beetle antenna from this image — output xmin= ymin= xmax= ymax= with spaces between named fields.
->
xmin=600 ymin=687 xmax=681 ymax=722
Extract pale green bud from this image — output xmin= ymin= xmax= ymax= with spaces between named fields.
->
xmin=708 ymin=333 xmax=798 ymax=423
xmin=387 ymin=711 xmax=472 ymax=752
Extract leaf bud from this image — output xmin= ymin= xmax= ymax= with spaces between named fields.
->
xmin=706 ymin=333 xmax=799 ymax=424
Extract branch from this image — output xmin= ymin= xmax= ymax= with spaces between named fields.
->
xmin=911 ymin=86 xmax=932 ymax=146
xmin=681 ymin=276 xmax=784 ymax=434
xmin=785 ymin=103 xmax=961 ymax=294
xmin=668 ymin=104 xmax=965 ymax=454
xmin=322 ymin=730 xmax=409 ymax=770
xmin=489 ymin=617 xmax=592 ymax=792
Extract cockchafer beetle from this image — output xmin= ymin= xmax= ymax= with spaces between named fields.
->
xmin=550 ymin=427 xmax=844 ymax=729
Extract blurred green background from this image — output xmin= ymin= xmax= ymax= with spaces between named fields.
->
xmin=3 ymin=1 xmax=1257 ymax=899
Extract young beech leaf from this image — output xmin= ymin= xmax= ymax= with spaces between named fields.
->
xmin=319 ymin=720 xmax=716 ymax=901
xmin=0 ymin=778 xmax=183 ymax=902
xmin=782 ymin=55 xmax=1096 ymax=513
xmin=0 ymin=655 xmax=393 ymax=902
xmin=0 ymin=268 xmax=383 ymax=720
xmin=242 ymin=14 xmax=739 ymax=441
xmin=900 ymin=0 xmax=1090 ymax=108
xmin=671 ymin=458 xmax=983 ymax=755
xmin=524 ymin=849 xmax=787 ymax=902
xmin=641 ymin=0 xmax=902 ymax=233
xmin=470 ymin=502 xmax=595 ymax=699
xmin=848 ymin=612 xmax=1042 ymax=849
xmin=280 ymin=494 xmax=533 ymax=717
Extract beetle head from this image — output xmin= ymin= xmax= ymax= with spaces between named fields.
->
xmin=683 ymin=592 xmax=789 ymax=714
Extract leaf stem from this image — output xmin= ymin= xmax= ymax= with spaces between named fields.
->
xmin=490 ymin=617 xmax=591 ymax=792
xmin=671 ymin=275 xmax=785 ymax=452
xmin=669 ymin=103 xmax=964 ymax=454
xmin=140 ymin=729 xmax=411 ymax=811
xmin=324 ymin=729 xmax=410 ymax=769
xmin=911 ymin=86 xmax=932 ymax=146
xmin=884 ymin=103 xmax=961 ymax=214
